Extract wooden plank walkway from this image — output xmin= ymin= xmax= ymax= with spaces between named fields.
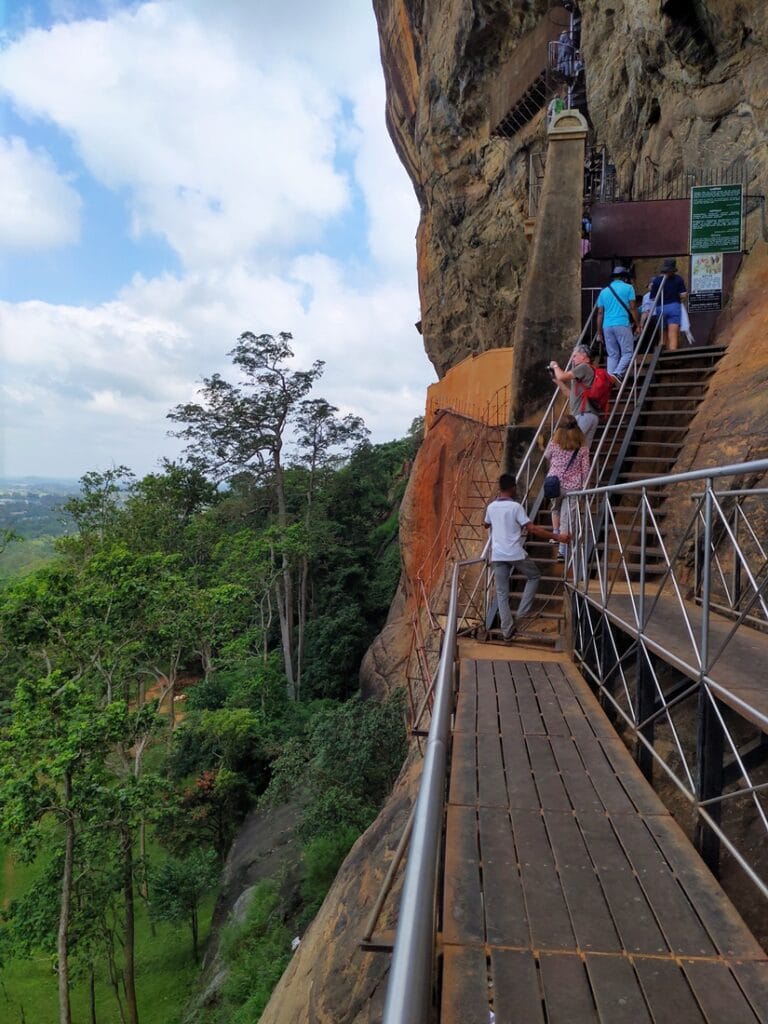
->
xmin=440 ymin=656 xmax=768 ymax=1024
xmin=592 ymin=588 xmax=768 ymax=732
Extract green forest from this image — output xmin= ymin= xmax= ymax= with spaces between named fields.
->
xmin=0 ymin=333 xmax=416 ymax=1024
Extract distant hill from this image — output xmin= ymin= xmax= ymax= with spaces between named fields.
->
xmin=0 ymin=476 xmax=79 ymax=495
xmin=0 ymin=479 xmax=79 ymax=577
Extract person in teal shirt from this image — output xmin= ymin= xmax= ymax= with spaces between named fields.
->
xmin=595 ymin=266 xmax=640 ymax=381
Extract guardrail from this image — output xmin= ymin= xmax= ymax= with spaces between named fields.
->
xmin=567 ymin=459 xmax=768 ymax=897
xmin=382 ymin=556 xmax=483 ymax=1024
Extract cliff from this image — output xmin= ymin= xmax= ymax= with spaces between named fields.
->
xmin=373 ymin=0 xmax=768 ymax=377
xmin=260 ymin=3 xmax=768 ymax=1019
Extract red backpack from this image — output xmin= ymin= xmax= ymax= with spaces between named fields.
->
xmin=579 ymin=366 xmax=612 ymax=416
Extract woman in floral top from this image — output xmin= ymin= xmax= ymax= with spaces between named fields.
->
xmin=544 ymin=416 xmax=591 ymax=561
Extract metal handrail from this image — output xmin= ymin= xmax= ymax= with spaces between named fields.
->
xmin=382 ymin=557 xmax=483 ymax=1024
xmin=572 ymin=458 xmax=768 ymax=497
xmin=515 ymin=287 xmax=664 ymax=511
xmin=567 ymin=459 xmax=768 ymax=899
xmin=514 ymin=302 xmax=599 ymax=505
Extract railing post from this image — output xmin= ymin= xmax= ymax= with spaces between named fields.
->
xmin=601 ymin=491 xmax=609 ymax=603
xmin=639 ymin=487 xmax=647 ymax=630
xmin=732 ymin=504 xmax=741 ymax=613
xmin=634 ymin=646 xmax=655 ymax=781
xmin=701 ymin=479 xmax=714 ymax=672
xmin=695 ymin=477 xmax=723 ymax=874
xmin=695 ymin=692 xmax=724 ymax=876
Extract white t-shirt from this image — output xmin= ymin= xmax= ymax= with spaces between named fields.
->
xmin=484 ymin=497 xmax=530 ymax=561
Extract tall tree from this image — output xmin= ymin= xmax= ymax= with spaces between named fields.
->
xmin=168 ymin=332 xmax=323 ymax=697
xmin=291 ymin=399 xmax=368 ymax=695
xmin=0 ymin=676 xmax=133 ymax=1024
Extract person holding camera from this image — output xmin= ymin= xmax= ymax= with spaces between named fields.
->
xmin=548 ymin=344 xmax=600 ymax=448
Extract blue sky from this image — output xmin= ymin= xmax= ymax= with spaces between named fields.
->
xmin=0 ymin=0 xmax=428 ymax=478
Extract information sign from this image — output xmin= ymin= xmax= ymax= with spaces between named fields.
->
xmin=689 ymin=252 xmax=723 ymax=312
xmin=690 ymin=184 xmax=742 ymax=254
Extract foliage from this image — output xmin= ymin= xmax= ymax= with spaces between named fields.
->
xmin=216 ymin=880 xmax=291 ymax=1024
xmin=300 ymin=825 xmax=361 ymax=917
xmin=262 ymin=691 xmax=407 ymax=841
xmin=150 ymin=849 xmax=219 ymax=961
xmin=0 ymin=331 xmax=420 ymax=1021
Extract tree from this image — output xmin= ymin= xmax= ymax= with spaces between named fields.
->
xmin=168 ymin=332 xmax=323 ymax=697
xmin=0 ymin=675 xmax=133 ymax=1024
xmin=150 ymin=849 xmax=219 ymax=961
xmin=59 ymin=466 xmax=135 ymax=555
xmin=291 ymin=398 xmax=368 ymax=696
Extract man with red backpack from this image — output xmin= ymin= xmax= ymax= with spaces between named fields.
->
xmin=549 ymin=344 xmax=611 ymax=448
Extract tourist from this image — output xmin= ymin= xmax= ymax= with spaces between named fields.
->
xmin=650 ymin=257 xmax=688 ymax=351
xmin=549 ymin=344 xmax=600 ymax=448
xmin=484 ymin=475 xmax=568 ymax=640
xmin=544 ymin=417 xmax=590 ymax=562
xmin=595 ymin=266 xmax=640 ymax=383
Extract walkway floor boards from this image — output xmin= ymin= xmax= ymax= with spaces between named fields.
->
xmin=441 ymin=657 xmax=768 ymax=1024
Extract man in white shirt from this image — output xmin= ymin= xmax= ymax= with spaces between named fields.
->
xmin=484 ymin=474 xmax=568 ymax=640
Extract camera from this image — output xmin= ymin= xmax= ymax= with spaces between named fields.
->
xmin=546 ymin=363 xmax=556 ymax=378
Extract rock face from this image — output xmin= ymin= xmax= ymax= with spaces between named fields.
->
xmin=372 ymin=0 xmax=768 ymax=378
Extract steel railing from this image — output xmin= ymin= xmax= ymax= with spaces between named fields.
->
xmin=382 ymin=556 xmax=483 ymax=1024
xmin=566 ymin=459 xmax=768 ymax=899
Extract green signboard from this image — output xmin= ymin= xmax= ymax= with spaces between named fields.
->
xmin=690 ymin=184 xmax=743 ymax=254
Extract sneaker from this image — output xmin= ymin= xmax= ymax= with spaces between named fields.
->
xmin=501 ymin=626 xmax=517 ymax=642
xmin=608 ymin=373 xmax=622 ymax=387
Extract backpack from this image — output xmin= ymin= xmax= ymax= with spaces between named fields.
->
xmin=579 ymin=366 xmax=612 ymax=416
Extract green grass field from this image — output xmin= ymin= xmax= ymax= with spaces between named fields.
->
xmin=0 ymin=845 xmax=216 ymax=1024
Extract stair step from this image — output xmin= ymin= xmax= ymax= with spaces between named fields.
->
xmin=638 ymin=410 xmax=697 ymax=417
xmin=651 ymin=367 xmax=716 ymax=376
xmin=622 ymin=455 xmax=677 ymax=464
xmin=633 ymin=425 xmax=690 ymax=432
xmin=611 ymin=507 xmax=668 ymax=518
xmin=648 ymin=382 xmax=710 ymax=390
xmin=658 ymin=346 xmax=725 ymax=359
xmin=629 ymin=442 xmax=682 ymax=450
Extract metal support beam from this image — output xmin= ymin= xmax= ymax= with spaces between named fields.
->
xmin=695 ymin=692 xmax=725 ymax=876
xmin=634 ymin=646 xmax=656 ymax=781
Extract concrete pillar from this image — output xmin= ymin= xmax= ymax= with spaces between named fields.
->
xmin=504 ymin=109 xmax=588 ymax=472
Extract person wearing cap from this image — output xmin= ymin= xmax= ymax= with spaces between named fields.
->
xmin=595 ymin=266 xmax=639 ymax=383
xmin=649 ymin=258 xmax=688 ymax=351
xmin=549 ymin=344 xmax=599 ymax=448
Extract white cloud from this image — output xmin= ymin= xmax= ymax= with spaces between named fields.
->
xmin=0 ymin=258 xmax=431 ymax=478
xmin=0 ymin=135 xmax=81 ymax=248
xmin=0 ymin=1 xmax=428 ymax=478
xmin=0 ymin=3 xmax=350 ymax=267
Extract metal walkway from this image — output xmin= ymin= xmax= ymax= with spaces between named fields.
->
xmin=441 ymin=649 xmax=768 ymax=1024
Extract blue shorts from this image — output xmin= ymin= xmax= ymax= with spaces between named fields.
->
xmin=653 ymin=302 xmax=682 ymax=326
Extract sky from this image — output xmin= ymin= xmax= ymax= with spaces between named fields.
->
xmin=0 ymin=0 xmax=430 ymax=479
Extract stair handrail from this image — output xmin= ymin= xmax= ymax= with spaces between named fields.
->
xmin=514 ymin=301 xmax=599 ymax=505
xmin=585 ymin=285 xmax=665 ymax=490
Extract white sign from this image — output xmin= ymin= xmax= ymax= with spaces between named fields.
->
xmin=691 ymin=252 xmax=723 ymax=292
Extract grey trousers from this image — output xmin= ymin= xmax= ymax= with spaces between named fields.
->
xmin=492 ymin=558 xmax=541 ymax=636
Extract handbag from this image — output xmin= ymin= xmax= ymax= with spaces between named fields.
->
xmin=543 ymin=475 xmax=561 ymax=499
xmin=543 ymin=449 xmax=579 ymax=500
